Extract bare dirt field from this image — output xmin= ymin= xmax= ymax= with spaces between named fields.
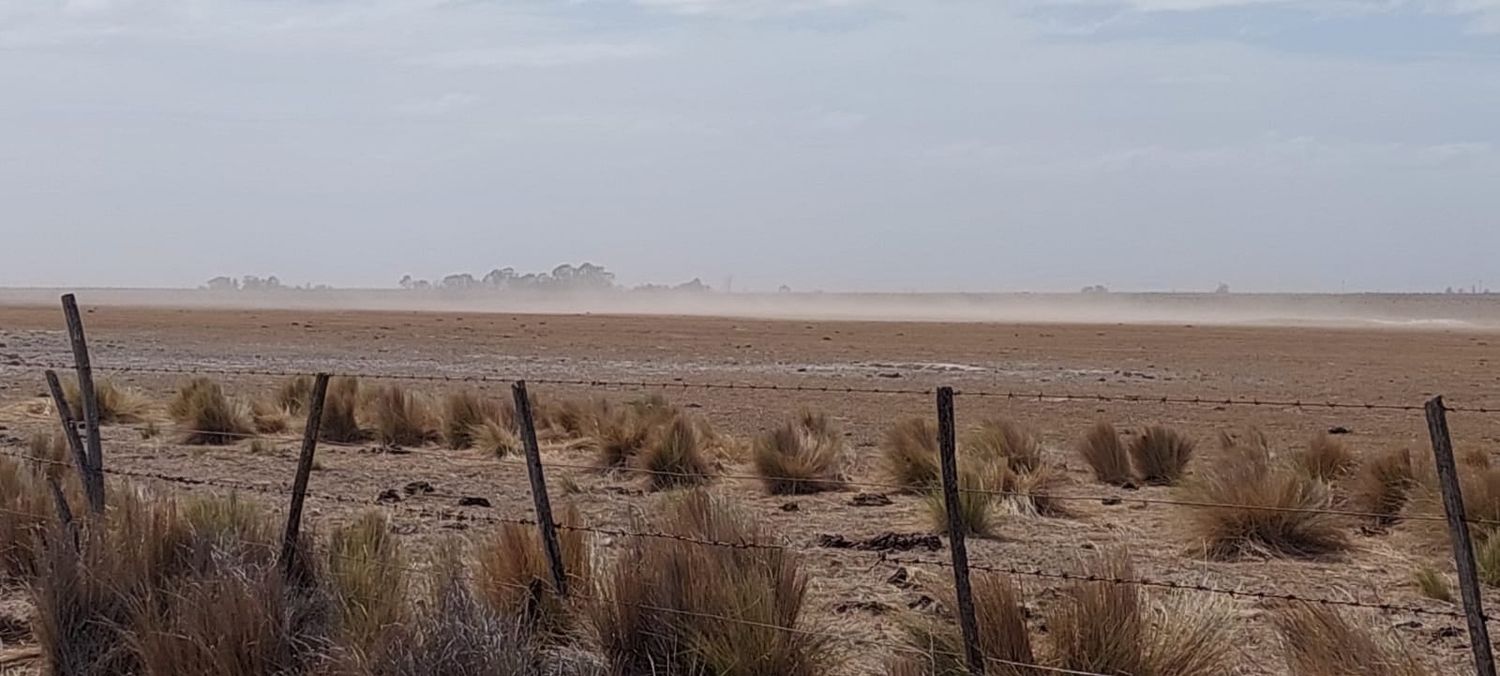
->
xmin=2 ymin=302 xmax=1499 ymax=674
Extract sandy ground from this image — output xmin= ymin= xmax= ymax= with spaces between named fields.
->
xmin=2 ymin=303 xmax=1499 ymax=674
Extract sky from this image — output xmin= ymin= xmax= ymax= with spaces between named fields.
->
xmin=1 ymin=0 xmax=1498 ymax=293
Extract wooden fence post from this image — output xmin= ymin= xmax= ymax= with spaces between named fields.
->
xmin=937 ymin=386 xmax=985 ymax=675
xmin=46 ymin=477 xmax=79 ymax=551
xmin=280 ymin=373 xmax=330 ymax=582
xmin=60 ymin=294 xmax=106 ymax=508
xmin=512 ymin=380 xmax=569 ymax=598
xmin=44 ymin=369 xmax=103 ymax=513
xmin=1426 ymin=396 xmax=1496 ymax=676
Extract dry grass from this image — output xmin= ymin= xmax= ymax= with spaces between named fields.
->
xmin=472 ymin=418 xmax=522 ymax=457
xmin=1274 ymin=604 xmax=1432 ymax=676
xmin=276 ymin=375 xmax=314 ymax=414
xmin=753 ymin=410 xmax=848 ymax=495
xmin=1002 ymin=462 xmax=1070 ymax=517
xmin=898 ymin=571 xmax=1039 ymax=676
xmin=320 ymin=376 xmax=365 ymax=443
xmin=637 ymin=414 xmax=713 ymax=491
xmin=883 ymin=417 xmax=941 ymax=492
xmin=369 ymin=384 xmax=439 ymax=447
xmin=966 ymin=418 xmax=1042 ymax=473
xmin=588 ymin=489 xmax=837 ymax=676
xmin=442 ymin=389 xmax=510 ymax=449
xmin=250 ymin=398 xmax=290 ymax=434
xmin=0 ymin=456 xmax=58 ymax=580
xmin=925 ymin=467 xmax=1000 ymax=537
xmin=1351 ymin=448 xmax=1415 ymax=525
xmin=1182 ymin=441 xmax=1347 ymax=559
xmin=28 ymin=430 xmax=70 ymax=482
xmin=1478 ymin=535 xmax=1500 ymax=587
xmin=1412 ymin=566 xmax=1452 ymax=603
xmin=595 ymin=406 xmax=654 ymax=469
xmin=168 ymin=377 xmax=254 ymax=445
xmin=1128 ymin=426 xmax=1195 ymax=486
xmin=1049 ymin=550 xmax=1235 ymax=676
xmin=326 ymin=511 xmax=408 ymax=653
xmin=63 ymin=377 xmax=151 ymax=424
xmin=1078 ymin=422 xmax=1133 ymax=486
xmin=472 ymin=505 xmax=590 ymax=637
xmin=1296 ymin=433 xmax=1357 ymax=481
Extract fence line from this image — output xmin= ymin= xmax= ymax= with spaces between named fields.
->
xmin=0 ymin=445 xmax=1471 ymax=622
xmin=18 ymin=360 xmax=1499 ymax=412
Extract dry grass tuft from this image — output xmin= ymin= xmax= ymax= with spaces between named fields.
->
xmin=883 ymin=417 xmax=941 ymax=492
xmin=753 ymin=410 xmax=848 ymax=495
xmin=1413 ymin=566 xmax=1452 ymax=603
xmin=472 ymin=505 xmax=590 ymax=637
xmin=1296 ymin=433 xmax=1357 ymax=481
xmin=589 ymin=489 xmax=837 ymax=676
xmin=1182 ymin=443 xmax=1347 ymax=559
xmin=595 ymin=407 xmax=653 ymax=469
xmin=925 ymin=468 xmax=1001 ymax=537
xmin=966 ymin=418 xmax=1042 ymax=473
xmin=320 ymin=377 xmax=365 ymax=443
xmin=250 ymin=399 xmax=290 ymax=435
xmin=1351 ymin=448 xmax=1415 ymax=525
xmin=442 ymin=389 xmax=511 ymax=450
xmin=1128 ymin=426 xmax=1195 ymax=486
xmin=276 ymin=375 xmax=314 ymax=414
xmin=637 ymin=415 xmax=713 ymax=491
xmin=471 ymin=418 xmax=522 ymax=457
xmin=0 ymin=456 xmax=60 ymax=580
xmin=1274 ymin=604 xmax=1433 ymax=676
xmin=168 ymin=377 xmax=254 ymax=445
xmin=898 ymin=571 xmax=1037 ymax=676
xmin=326 ymin=511 xmax=408 ymax=653
xmin=1078 ymin=422 xmax=1133 ymax=486
xmin=1049 ymin=550 xmax=1235 ymax=676
xmin=64 ymin=377 xmax=151 ymax=424
xmin=369 ymin=384 xmax=439 ymax=447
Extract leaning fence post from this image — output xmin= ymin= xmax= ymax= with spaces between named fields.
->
xmin=44 ymin=369 xmax=103 ymax=513
xmin=937 ymin=386 xmax=985 ymax=676
xmin=512 ymin=380 xmax=569 ymax=598
xmin=60 ymin=294 xmax=106 ymax=509
xmin=1426 ymin=395 xmax=1496 ymax=676
xmin=280 ymin=373 xmax=330 ymax=582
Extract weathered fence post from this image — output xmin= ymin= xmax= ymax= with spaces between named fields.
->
xmin=60 ymin=294 xmax=106 ymax=509
xmin=280 ymin=373 xmax=330 ymax=582
xmin=44 ymin=369 xmax=103 ymax=513
xmin=937 ymin=386 xmax=985 ymax=675
xmin=1426 ymin=395 xmax=1496 ymax=676
xmin=513 ymin=380 xmax=569 ymax=598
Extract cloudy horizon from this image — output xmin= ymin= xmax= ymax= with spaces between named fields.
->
xmin=2 ymin=0 xmax=1497 ymax=293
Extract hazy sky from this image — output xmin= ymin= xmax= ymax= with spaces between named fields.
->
xmin=2 ymin=0 xmax=1498 ymax=292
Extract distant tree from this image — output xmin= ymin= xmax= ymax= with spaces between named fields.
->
xmin=413 ymin=279 xmax=432 ymax=290
xmin=1081 ymin=285 xmax=1109 ymax=294
xmin=572 ymin=262 xmax=615 ymax=290
xmin=483 ymin=267 xmax=517 ymax=288
xmin=400 ymin=275 xmax=415 ymax=290
xmin=1214 ymin=283 xmax=1231 ymax=295
xmin=442 ymin=273 xmax=478 ymax=290
xmin=778 ymin=285 xmax=792 ymax=293
xmin=674 ymin=278 xmax=710 ymax=293
xmin=205 ymin=276 xmax=239 ymax=291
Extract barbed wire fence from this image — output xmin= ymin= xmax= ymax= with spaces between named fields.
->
xmin=6 ymin=293 xmax=1500 ymax=675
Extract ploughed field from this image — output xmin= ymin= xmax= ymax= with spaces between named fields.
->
xmin=1 ymin=303 xmax=1499 ymax=675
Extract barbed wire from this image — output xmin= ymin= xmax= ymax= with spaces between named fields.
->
xmin=18 ymin=360 xmax=1498 ymax=412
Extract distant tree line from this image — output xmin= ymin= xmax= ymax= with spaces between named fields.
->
xmin=202 ymin=275 xmax=331 ymax=291
xmin=399 ymin=263 xmax=710 ymax=293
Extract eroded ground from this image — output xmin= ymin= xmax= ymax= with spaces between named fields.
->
xmin=2 ymin=303 xmax=1499 ymax=674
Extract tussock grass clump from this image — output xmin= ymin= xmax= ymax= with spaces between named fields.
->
xmin=753 ymin=411 xmax=847 ymax=495
xmin=28 ymin=431 xmax=69 ymax=482
xmin=1352 ymin=448 xmax=1415 ymax=524
xmin=64 ymin=377 xmax=151 ymax=424
xmin=883 ymin=417 xmax=941 ymax=492
xmin=168 ymin=377 xmax=253 ymax=445
xmin=1182 ymin=442 xmax=1347 ymax=559
xmin=472 ymin=418 xmax=522 ymax=457
xmin=250 ymin=399 xmax=290 ymax=435
xmin=472 ymin=505 xmax=590 ymax=636
xmin=1129 ymin=426 xmax=1195 ymax=486
xmin=1296 ymin=433 xmax=1357 ymax=481
xmin=589 ymin=490 xmax=837 ymax=676
xmin=320 ymin=377 xmax=365 ymax=443
xmin=966 ymin=418 xmax=1042 ymax=473
xmin=276 ymin=375 xmax=314 ymax=414
xmin=326 ymin=512 xmax=408 ymax=653
xmin=1049 ymin=551 xmax=1235 ymax=676
xmin=369 ymin=384 xmax=439 ymax=447
xmin=1274 ymin=604 xmax=1432 ymax=676
xmin=1078 ymin=422 xmax=1132 ymax=486
xmin=0 ymin=456 xmax=58 ymax=580
xmin=442 ymin=389 xmax=511 ymax=450
xmin=896 ymin=571 xmax=1036 ymax=676
xmin=638 ymin=415 xmax=713 ymax=491
xmin=595 ymin=407 xmax=653 ymax=469
xmin=1413 ymin=566 xmax=1452 ymax=603
xmin=925 ymin=468 xmax=1001 ymax=537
